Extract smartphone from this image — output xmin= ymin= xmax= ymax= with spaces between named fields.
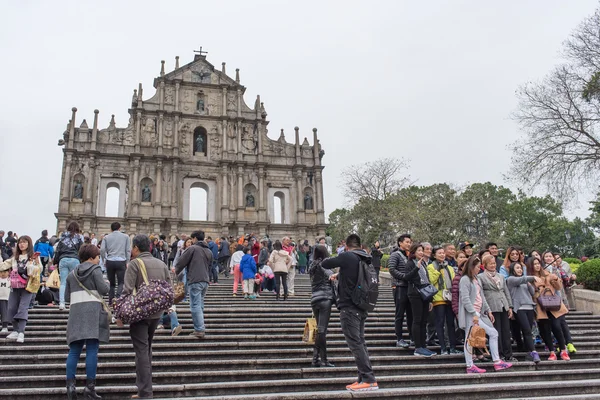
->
xmin=32 ymin=252 xmax=41 ymax=258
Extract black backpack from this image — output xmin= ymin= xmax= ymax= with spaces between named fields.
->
xmin=350 ymin=251 xmax=379 ymax=312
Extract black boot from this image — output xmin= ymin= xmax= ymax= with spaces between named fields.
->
xmin=83 ymin=379 xmax=102 ymax=400
xmin=318 ymin=334 xmax=335 ymax=367
xmin=66 ymin=378 xmax=78 ymax=400
xmin=311 ymin=348 xmax=320 ymax=367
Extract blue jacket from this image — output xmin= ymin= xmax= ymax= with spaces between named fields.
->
xmin=34 ymin=239 xmax=55 ymax=258
xmin=240 ymin=254 xmax=257 ymax=280
xmin=208 ymin=241 xmax=218 ymax=264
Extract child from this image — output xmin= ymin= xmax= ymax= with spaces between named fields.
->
xmin=240 ymin=247 xmax=257 ymax=300
xmin=0 ymin=266 xmax=9 ymax=332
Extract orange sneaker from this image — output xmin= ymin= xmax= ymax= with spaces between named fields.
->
xmin=345 ymin=382 xmax=359 ymax=390
xmin=560 ymin=350 xmax=570 ymax=361
xmin=548 ymin=352 xmax=557 ymax=361
xmin=347 ymin=382 xmax=379 ymax=392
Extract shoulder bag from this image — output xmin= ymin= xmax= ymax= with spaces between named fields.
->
xmin=113 ymin=259 xmax=174 ymax=324
xmin=413 ymin=282 xmax=438 ymax=302
xmin=537 ymin=287 xmax=562 ymax=311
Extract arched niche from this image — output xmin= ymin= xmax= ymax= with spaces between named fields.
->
xmin=72 ymin=173 xmax=86 ymax=200
xmin=303 ymin=186 xmax=315 ymax=211
xmin=193 ymin=127 xmax=208 ymax=156
xmin=140 ymin=177 xmax=154 ymax=203
xmin=244 ymin=183 xmax=257 ymax=208
xmin=268 ymin=187 xmax=290 ymax=224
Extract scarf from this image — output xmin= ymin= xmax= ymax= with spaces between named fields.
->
xmin=485 ymin=269 xmax=502 ymax=290
xmin=434 ymin=260 xmax=452 ymax=289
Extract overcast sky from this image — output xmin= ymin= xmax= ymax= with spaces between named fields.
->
xmin=0 ymin=0 xmax=598 ymax=237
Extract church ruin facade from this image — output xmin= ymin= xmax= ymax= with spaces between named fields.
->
xmin=55 ymin=51 xmax=327 ymax=240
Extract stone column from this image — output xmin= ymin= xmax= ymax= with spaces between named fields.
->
xmin=135 ymin=111 xmax=142 ymax=153
xmin=222 ymin=87 xmax=227 ymax=117
xmin=158 ymin=113 xmax=164 ymax=155
xmin=315 ymin=170 xmax=325 ymax=223
xmin=221 ymin=165 xmax=229 ymax=222
xmin=155 ymin=161 xmax=163 ymax=215
xmin=237 ymin=167 xmax=243 ymax=209
xmin=132 ymin=158 xmax=140 ymax=216
xmin=171 ymin=161 xmax=179 ymax=218
xmin=173 ymin=115 xmax=180 ymax=157
xmin=236 ymin=121 xmax=242 ymax=159
xmin=237 ymin=88 xmax=242 ymax=118
xmin=222 ymin=120 xmax=228 ymax=156
xmin=67 ymin=108 xmax=77 ymax=149
xmin=91 ymin=109 xmax=99 ymax=151
xmin=296 ymin=169 xmax=304 ymax=224
xmin=175 ymin=82 xmax=180 ymax=112
xmin=159 ymin=81 xmax=165 ymax=110
xmin=85 ymin=157 xmax=96 ymax=214
xmin=62 ymin=154 xmax=72 ymax=200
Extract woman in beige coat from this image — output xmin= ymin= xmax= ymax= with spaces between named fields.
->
xmin=268 ymin=240 xmax=292 ymax=300
xmin=527 ymin=257 xmax=575 ymax=361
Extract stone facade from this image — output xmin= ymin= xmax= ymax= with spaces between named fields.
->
xmin=55 ymin=52 xmax=327 ymax=240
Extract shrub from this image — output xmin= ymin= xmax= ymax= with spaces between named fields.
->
xmin=570 ymin=263 xmax=580 ymax=275
xmin=563 ymin=257 xmax=582 ymax=264
xmin=381 ymin=254 xmax=390 ymax=269
xmin=577 ymin=259 xmax=600 ymax=291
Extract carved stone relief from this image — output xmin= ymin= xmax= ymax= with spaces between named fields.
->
xmin=142 ymin=117 xmax=157 ymax=147
xmin=165 ymin=86 xmax=174 ymax=105
xmin=164 ymin=120 xmax=174 ymax=147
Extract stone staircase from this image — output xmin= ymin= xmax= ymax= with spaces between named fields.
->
xmin=1 ymin=275 xmax=600 ymax=399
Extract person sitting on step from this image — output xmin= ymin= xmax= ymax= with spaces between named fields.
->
xmin=157 ymin=305 xmax=182 ymax=336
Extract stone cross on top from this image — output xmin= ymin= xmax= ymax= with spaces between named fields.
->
xmin=193 ymin=46 xmax=208 ymax=57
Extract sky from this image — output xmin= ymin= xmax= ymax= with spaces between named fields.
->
xmin=0 ymin=0 xmax=598 ymax=237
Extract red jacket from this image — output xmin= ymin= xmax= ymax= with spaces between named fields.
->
xmin=451 ymin=271 xmax=463 ymax=316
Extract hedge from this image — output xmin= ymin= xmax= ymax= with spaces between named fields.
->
xmin=563 ymin=257 xmax=582 ymax=264
xmin=381 ymin=254 xmax=390 ymax=269
xmin=577 ymin=259 xmax=600 ymax=291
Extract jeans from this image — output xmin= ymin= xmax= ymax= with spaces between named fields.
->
xmin=287 ymin=266 xmax=296 ymax=295
xmin=409 ymin=294 xmax=429 ymax=349
xmin=189 ymin=282 xmax=208 ymax=332
xmin=66 ymin=339 xmax=100 ymax=380
xmin=393 ymin=286 xmax=412 ymax=342
xmin=274 ymin=272 xmax=288 ymax=298
xmin=129 ymin=318 xmax=160 ymax=398
xmin=339 ymin=307 xmax=376 ymax=384
xmin=218 ymin=257 xmax=230 ymax=277
xmin=105 ymin=260 xmax=127 ymax=305
xmin=161 ymin=311 xmax=180 ymax=329
xmin=59 ymin=257 xmax=80 ymax=304
xmin=492 ymin=310 xmax=512 ymax=359
xmin=211 ymin=263 xmax=219 ymax=283
xmin=433 ymin=304 xmax=456 ymax=351
xmin=464 ymin=315 xmax=499 ymax=367
xmin=515 ymin=309 xmax=535 ymax=352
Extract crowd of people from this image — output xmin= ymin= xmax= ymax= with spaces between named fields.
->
xmin=0 ymin=225 xmax=582 ymax=396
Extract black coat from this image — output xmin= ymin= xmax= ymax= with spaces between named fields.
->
xmin=309 ymin=259 xmax=336 ymax=305
xmin=388 ymin=250 xmax=409 ymax=287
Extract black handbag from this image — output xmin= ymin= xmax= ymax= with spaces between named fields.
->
xmin=537 ymin=288 xmax=562 ymax=311
xmin=413 ymin=282 xmax=438 ymax=302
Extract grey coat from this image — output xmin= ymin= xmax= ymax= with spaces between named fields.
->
xmin=506 ymin=275 xmax=536 ymax=312
xmin=458 ymin=275 xmax=491 ymax=330
xmin=65 ymin=261 xmax=110 ymax=345
xmin=477 ymin=272 xmax=513 ymax=313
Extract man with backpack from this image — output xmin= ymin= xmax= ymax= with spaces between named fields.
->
xmin=322 ymin=234 xmax=379 ymax=392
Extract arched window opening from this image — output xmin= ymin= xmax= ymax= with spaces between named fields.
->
xmin=193 ymin=127 xmax=207 ymax=156
xmin=273 ymin=191 xmax=285 ymax=224
xmin=189 ymin=185 xmax=208 ymax=221
xmin=105 ymin=185 xmax=120 ymax=218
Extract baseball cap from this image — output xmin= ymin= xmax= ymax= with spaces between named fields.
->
xmin=459 ymin=241 xmax=474 ymax=250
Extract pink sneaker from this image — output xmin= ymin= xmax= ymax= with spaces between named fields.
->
xmin=494 ymin=361 xmax=512 ymax=371
xmin=466 ymin=365 xmax=486 ymax=374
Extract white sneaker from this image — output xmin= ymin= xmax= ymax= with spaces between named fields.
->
xmin=111 ymin=316 xmax=117 ymax=324
xmin=0 ymin=328 xmax=8 ymax=333
xmin=16 ymin=333 xmax=24 ymax=343
xmin=6 ymin=331 xmax=18 ymax=340
xmin=59 ymin=303 xmax=65 ymax=310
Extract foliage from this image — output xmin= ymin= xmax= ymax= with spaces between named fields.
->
xmin=563 ymin=258 xmax=582 ymax=264
xmin=510 ymin=8 xmax=600 ymax=202
xmin=381 ymin=254 xmax=390 ymax=269
xmin=570 ymin=263 xmax=581 ymax=275
xmin=577 ymin=259 xmax=600 ymax=291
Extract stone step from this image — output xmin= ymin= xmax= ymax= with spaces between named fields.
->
xmin=1 ymin=372 xmax=599 ymax=399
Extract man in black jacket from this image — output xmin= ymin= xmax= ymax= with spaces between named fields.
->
xmin=388 ymin=234 xmax=413 ymax=348
xmin=322 ymin=234 xmax=378 ymax=392
xmin=174 ymin=230 xmax=213 ymax=338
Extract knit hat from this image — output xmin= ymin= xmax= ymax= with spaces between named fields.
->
xmin=0 ymin=262 xmax=10 ymax=272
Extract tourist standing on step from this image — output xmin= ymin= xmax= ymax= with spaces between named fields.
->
xmin=207 ymin=237 xmax=219 ymax=284
xmin=506 ymin=261 xmax=542 ymax=363
xmin=459 ymin=256 xmax=513 ymax=374
xmin=229 ymin=246 xmax=244 ymax=296
xmin=287 ymin=242 xmax=298 ymax=296
xmin=370 ymin=241 xmax=383 ymax=279
xmin=0 ymin=265 xmax=9 ymax=332
xmin=309 ymin=244 xmax=336 ymax=367
xmin=388 ymin=234 xmax=413 ymax=349
xmin=100 ymin=222 xmax=131 ymax=309
xmin=217 ymin=237 xmax=231 ymax=278
xmin=405 ymin=243 xmax=436 ymax=357
xmin=528 ymin=257 xmax=576 ymax=360
xmin=174 ymin=230 xmax=213 ymax=338
xmin=54 ymin=222 xmax=84 ymax=310
xmin=269 ymin=240 xmax=292 ymax=301
xmin=478 ymin=255 xmax=516 ymax=362
xmin=322 ymin=234 xmax=378 ymax=392
xmin=64 ymin=243 xmax=110 ymax=400
xmin=2 ymin=235 xmax=40 ymax=343
xmin=34 ymin=230 xmax=54 ymax=276
xmin=240 ymin=247 xmax=257 ymax=299
xmin=427 ymin=246 xmax=460 ymax=355
xmin=122 ymin=234 xmax=170 ymax=399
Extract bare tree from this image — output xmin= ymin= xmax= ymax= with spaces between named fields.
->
xmin=341 ymin=157 xmax=411 ymax=203
xmin=510 ymin=8 xmax=600 ymax=202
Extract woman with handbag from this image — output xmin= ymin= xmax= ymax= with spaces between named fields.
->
xmin=427 ymin=246 xmax=460 ymax=355
xmin=64 ymin=243 xmax=110 ymax=400
xmin=406 ymin=243 xmax=436 ymax=357
xmin=527 ymin=257 xmax=575 ymax=360
xmin=1 ymin=235 xmax=40 ymax=343
xmin=308 ymin=244 xmax=336 ymax=367
xmin=458 ymin=255 xmax=513 ymax=374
